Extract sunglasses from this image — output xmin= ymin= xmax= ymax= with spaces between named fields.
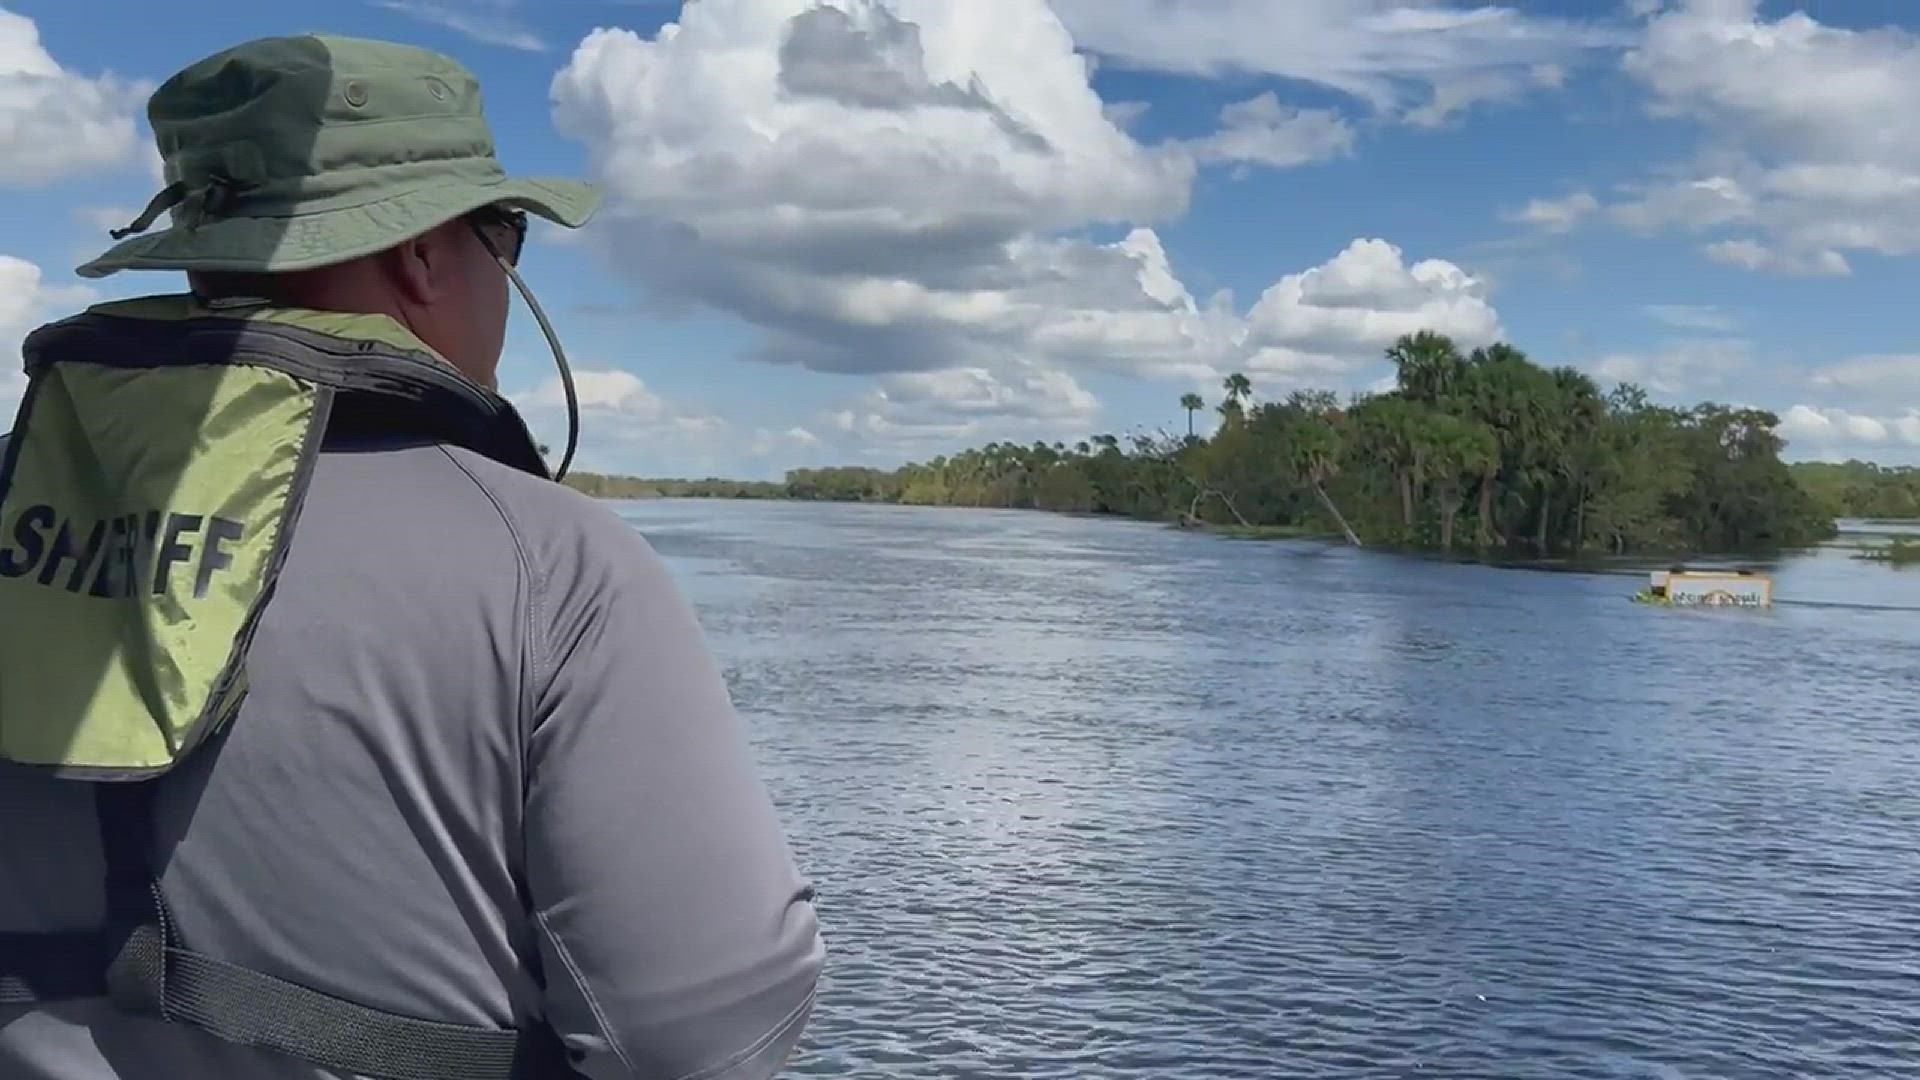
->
xmin=467 ymin=205 xmax=528 ymax=266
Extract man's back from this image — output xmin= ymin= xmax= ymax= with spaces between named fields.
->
xmin=0 ymin=431 xmax=825 ymax=1079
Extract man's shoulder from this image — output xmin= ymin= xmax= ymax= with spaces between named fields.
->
xmin=431 ymin=446 xmax=703 ymax=697
xmin=431 ymin=444 xmax=667 ymax=588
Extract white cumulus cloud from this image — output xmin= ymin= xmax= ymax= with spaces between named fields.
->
xmin=881 ymin=362 xmax=1098 ymax=422
xmin=1779 ymin=404 xmax=1920 ymax=458
xmin=0 ymin=8 xmax=149 ymax=185
xmin=509 ymin=367 xmax=723 ymax=455
xmin=827 ymin=358 xmax=1103 ymax=453
xmin=1595 ymin=1 xmax=1920 ymax=274
xmin=1180 ymin=92 xmax=1354 ymax=170
xmin=545 ymin=0 xmax=1526 ymax=462
xmin=0 ymin=255 xmax=96 ymax=412
xmin=1238 ymin=238 xmax=1502 ymax=386
xmin=547 ymin=0 xmax=1504 ymax=447
xmin=549 ymin=0 xmax=1206 ymax=387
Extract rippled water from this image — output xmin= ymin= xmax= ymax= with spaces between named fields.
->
xmin=615 ymin=499 xmax=1920 ymax=1079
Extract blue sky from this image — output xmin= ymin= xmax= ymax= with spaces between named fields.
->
xmin=4 ymin=0 xmax=1919 ymax=478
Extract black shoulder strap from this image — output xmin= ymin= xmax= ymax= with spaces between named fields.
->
xmin=22 ymin=309 xmax=553 ymax=481
xmin=0 ymin=783 xmax=575 ymax=1080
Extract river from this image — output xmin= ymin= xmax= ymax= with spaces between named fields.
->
xmin=613 ymin=499 xmax=1920 ymax=1079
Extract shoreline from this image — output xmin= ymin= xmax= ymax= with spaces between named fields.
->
xmin=596 ymin=490 xmax=1863 ymax=566
xmin=558 ymin=345 xmax=1912 ymax=567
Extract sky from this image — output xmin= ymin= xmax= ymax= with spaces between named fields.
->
xmin=3 ymin=0 xmax=1919 ymax=479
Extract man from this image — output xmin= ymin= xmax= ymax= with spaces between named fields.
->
xmin=0 ymin=32 xmax=823 ymax=1080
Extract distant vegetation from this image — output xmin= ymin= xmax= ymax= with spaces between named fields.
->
xmin=560 ymin=473 xmax=785 ymax=500
xmin=1789 ymin=460 xmax=1920 ymax=522
xmin=565 ymin=331 xmax=1845 ymax=557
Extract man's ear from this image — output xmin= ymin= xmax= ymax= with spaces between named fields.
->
xmin=382 ymin=229 xmax=443 ymax=307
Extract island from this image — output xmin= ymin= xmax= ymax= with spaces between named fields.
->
xmin=557 ymin=332 xmax=1919 ymax=559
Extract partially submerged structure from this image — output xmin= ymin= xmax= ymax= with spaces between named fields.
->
xmin=1634 ymin=568 xmax=1773 ymax=608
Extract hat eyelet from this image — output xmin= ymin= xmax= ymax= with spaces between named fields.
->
xmin=344 ymin=80 xmax=369 ymax=108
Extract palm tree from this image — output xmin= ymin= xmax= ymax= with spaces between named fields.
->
xmin=1354 ymin=396 xmax=1428 ymax=532
xmin=1426 ymin=414 xmax=1499 ymax=551
xmin=1218 ymin=372 xmax=1252 ymax=428
xmin=1386 ymin=331 xmax=1467 ymax=405
xmin=1180 ymin=392 xmax=1204 ymax=438
xmin=1222 ymin=372 xmax=1252 ymax=409
xmin=1552 ymin=366 xmax=1605 ymax=554
xmin=1459 ymin=346 xmax=1537 ymax=549
xmin=1290 ymin=418 xmax=1361 ymax=546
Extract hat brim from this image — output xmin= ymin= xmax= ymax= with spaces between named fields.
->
xmin=75 ymin=176 xmax=601 ymax=279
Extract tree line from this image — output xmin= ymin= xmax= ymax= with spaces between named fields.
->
xmin=774 ymin=331 xmax=1838 ymax=556
xmin=1788 ymin=460 xmax=1920 ymax=521
xmin=560 ymin=473 xmax=785 ymax=500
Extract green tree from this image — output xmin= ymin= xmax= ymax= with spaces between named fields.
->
xmin=1180 ymin=392 xmax=1204 ymax=438
xmin=1424 ymin=413 xmax=1500 ymax=551
xmin=1289 ymin=411 xmax=1360 ymax=545
xmin=1219 ymin=372 xmax=1252 ymax=427
xmin=1387 ymin=331 xmax=1469 ymax=405
xmin=1222 ymin=372 xmax=1252 ymax=407
xmin=1351 ymin=395 xmax=1431 ymax=534
xmin=560 ymin=330 xmax=1845 ymax=559
xmin=1789 ymin=460 xmax=1920 ymax=520
xmin=1552 ymin=367 xmax=1606 ymax=554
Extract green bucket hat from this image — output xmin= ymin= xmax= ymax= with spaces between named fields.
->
xmin=77 ymin=33 xmax=600 ymax=279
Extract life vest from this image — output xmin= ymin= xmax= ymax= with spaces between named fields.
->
xmin=0 ymin=294 xmax=576 ymax=1080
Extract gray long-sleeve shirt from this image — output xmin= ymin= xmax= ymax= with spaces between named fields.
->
xmin=0 ymin=430 xmax=825 ymax=1079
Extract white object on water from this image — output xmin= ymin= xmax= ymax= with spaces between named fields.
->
xmin=1645 ymin=569 xmax=1773 ymax=609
